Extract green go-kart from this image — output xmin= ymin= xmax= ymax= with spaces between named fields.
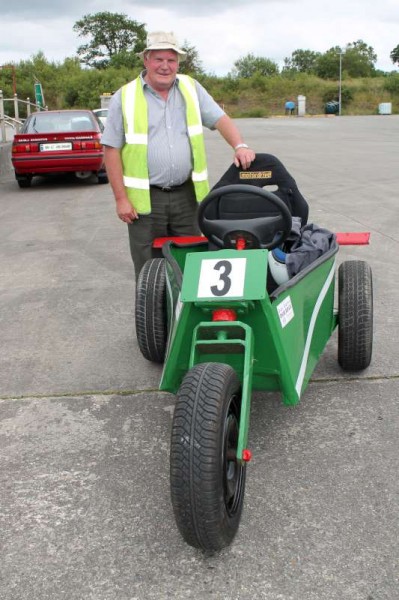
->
xmin=134 ymin=154 xmax=373 ymax=552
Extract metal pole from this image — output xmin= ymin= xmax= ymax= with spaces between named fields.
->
xmin=338 ymin=52 xmax=343 ymax=116
xmin=11 ymin=65 xmax=16 ymax=96
xmin=14 ymin=93 xmax=19 ymax=122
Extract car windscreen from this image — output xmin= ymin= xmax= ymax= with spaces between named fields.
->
xmin=23 ymin=112 xmax=95 ymax=134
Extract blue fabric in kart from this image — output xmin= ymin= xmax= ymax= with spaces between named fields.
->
xmin=285 ymin=223 xmax=336 ymax=277
xmin=272 ymin=247 xmax=287 ymax=262
xmin=210 ymin=155 xmax=334 ymax=277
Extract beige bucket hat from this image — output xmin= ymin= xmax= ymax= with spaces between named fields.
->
xmin=138 ymin=31 xmax=186 ymax=61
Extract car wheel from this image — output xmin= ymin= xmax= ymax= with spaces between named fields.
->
xmin=170 ymin=362 xmax=246 ymax=552
xmin=338 ymin=260 xmax=373 ymax=370
xmin=16 ymin=176 xmax=32 ymax=188
xmin=97 ymin=171 xmax=108 ymax=184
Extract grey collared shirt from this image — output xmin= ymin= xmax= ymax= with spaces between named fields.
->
xmin=101 ymin=72 xmax=225 ymax=187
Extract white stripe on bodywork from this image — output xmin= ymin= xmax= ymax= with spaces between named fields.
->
xmin=295 ymin=260 xmax=336 ymax=398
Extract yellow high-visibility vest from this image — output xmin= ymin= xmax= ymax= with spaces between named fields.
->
xmin=121 ymin=75 xmax=209 ymax=214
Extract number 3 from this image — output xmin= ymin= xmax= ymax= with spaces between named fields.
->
xmin=210 ymin=260 xmax=232 ymax=296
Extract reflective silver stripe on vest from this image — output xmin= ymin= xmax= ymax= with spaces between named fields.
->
xmin=187 ymin=124 xmax=203 ymax=137
xmin=124 ymin=79 xmax=140 ymax=140
xmin=179 ymin=75 xmax=202 ymax=124
xmin=123 ymin=176 xmax=150 ymax=189
xmin=125 ymin=133 xmax=148 ymax=144
xmin=191 ymin=169 xmax=208 ymax=182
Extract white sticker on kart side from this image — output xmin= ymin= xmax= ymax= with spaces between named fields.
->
xmin=197 ymin=257 xmax=247 ymax=298
xmin=277 ymin=296 xmax=295 ymax=328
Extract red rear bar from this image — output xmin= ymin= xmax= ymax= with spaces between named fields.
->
xmin=152 ymin=236 xmax=205 ymax=248
xmin=152 ymin=232 xmax=370 ymax=248
xmin=335 ymin=232 xmax=370 ymax=245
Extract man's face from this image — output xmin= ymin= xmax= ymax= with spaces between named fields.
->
xmin=143 ymin=50 xmax=179 ymax=91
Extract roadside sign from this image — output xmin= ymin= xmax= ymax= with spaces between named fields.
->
xmin=34 ymin=82 xmax=45 ymax=108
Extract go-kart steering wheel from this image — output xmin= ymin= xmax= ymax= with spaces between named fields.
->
xmin=198 ymin=184 xmax=293 ymax=250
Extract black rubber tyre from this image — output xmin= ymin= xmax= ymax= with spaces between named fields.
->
xmin=135 ymin=258 xmax=167 ymax=363
xmin=338 ymin=260 xmax=373 ymax=371
xmin=97 ymin=171 xmax=109 ymax=184
xmin=17 ymin=176 xmax=32 ymax=188
xmin=170 ymin=362 xmax=246 ymax=552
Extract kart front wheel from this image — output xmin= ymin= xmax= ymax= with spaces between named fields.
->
xmin=338 ymin=260 xmax=373 ymax=370
xmin=135 ymin=258 xmax=167 ymax=363
xmin=170 ymin=362 xmax=246 ymax=552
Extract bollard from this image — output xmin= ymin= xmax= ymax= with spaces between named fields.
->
xmin=297 ymin=95 xmax=306 ymax=117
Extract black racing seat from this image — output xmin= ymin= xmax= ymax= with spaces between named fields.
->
xmin=198 ymin=185 xmax=292 ymax=250
xmin=211 ymin=153 xmax=309 ymax=225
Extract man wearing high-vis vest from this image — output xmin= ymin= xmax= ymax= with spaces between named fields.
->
xmin=103 ymin=31 xmax=255 ymax=280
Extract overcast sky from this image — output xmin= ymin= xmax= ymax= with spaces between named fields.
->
xmin=0 ymin=0 xmax=398 ymax=76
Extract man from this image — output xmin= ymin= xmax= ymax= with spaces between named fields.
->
xmin=102 ymin=31 xmax=255 ymax=279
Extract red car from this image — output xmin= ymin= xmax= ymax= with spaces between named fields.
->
xmin=11 ymin=109 xmax=108 ymax=188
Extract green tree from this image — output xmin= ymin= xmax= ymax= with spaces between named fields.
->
xmin=344 ymin=40 xmax=377 ymax=77
xmin=73 ymin=12 xmax=147 ymax=69
xmin=16 ymin=52 xmax=64 ymax=108
xmin=316 ymin=40 xmax=377 ymax=79
xmin=283 ymin=49 xmax=321 ymax=74
xmin=63 ymin=66 xmax=137 ymax=108
xmin=384 ymin=73 xmax=399 ymax=93
xmin=231 ymin=53 xmax=279 ymax=78
xmin=390 ymin=44 xmax=399 ymax=66
xmin=178 ymin=41 xmax=204 ymax=75
xmin=108 ymin=49 xmax=140 ymax=70
xmin=315 ymin=46 xmax=343 ymax=79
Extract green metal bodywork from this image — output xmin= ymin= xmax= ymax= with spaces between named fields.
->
xmin=160 ymin=242 xmax=339 ymax=459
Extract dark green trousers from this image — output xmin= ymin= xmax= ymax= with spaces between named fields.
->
xmin=127 ymin=179 xmax=201 ymax=280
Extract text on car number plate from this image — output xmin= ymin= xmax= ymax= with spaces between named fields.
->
xmin=40 ymin=142 xmax=72 ymax=151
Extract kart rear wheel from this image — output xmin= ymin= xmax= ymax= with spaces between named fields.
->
xmin=338 ymin=260 xmax=373 ymax=371
xmin=170 ymin=362 xmax=246 ymax=552
xmin=135 ymin=258 xmax=167 ymax=363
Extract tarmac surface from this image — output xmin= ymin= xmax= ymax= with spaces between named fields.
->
xmin=1 ymin=116 xmax=398 ymax=600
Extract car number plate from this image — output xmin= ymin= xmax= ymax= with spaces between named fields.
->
xmin=40 ymin=142 xmax=72 ymax=151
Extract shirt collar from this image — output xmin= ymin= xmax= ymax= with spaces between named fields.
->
xmin=140 ymin=70 xmax=180 ymax=95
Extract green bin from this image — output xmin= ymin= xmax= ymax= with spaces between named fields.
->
xmin=325 ymin=101 xmax=339 ymax=114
